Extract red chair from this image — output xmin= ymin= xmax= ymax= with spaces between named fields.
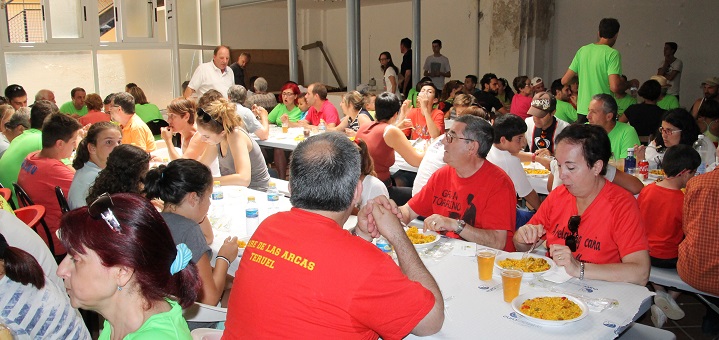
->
xmin=0 ymin=188 xmax=11 ymax=202
xmin=14 ymin=205 xmax=46 ymax=230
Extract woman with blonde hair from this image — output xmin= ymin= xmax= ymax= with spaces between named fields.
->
xmin=334 ymin=91 xmax=374 ymax=137
xmin=160 ymin=97 xmax=208 ymax=161
xmin=197 ymin=99 xmax=270 ymax=191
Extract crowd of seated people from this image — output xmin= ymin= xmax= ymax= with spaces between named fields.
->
xmin=2 ymin=30 xmax=719 ymax=337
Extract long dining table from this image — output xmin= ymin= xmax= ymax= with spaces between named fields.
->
xmin=208 ymin=184 xmax=652 ymax=339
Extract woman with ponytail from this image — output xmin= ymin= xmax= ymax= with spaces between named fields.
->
xmin=68 ymin=122 xmax=122 ymax=209
xmin=58 ymin=193 xmax=201 ymax=339
xmin=144 ymin=159 xmax=237 ymax=328
xmin=0 ymin=233 xmax=90 ymax=339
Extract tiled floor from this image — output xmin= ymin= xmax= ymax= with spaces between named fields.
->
xmin=635 ymin=292 xmax=718 ymax=340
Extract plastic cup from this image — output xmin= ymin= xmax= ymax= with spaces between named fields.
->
xmin=303 ymin=128 xmax=310 ymax=138
xmin=476 ymin=249 xmax=497 ymax=281
xmin=501 ymin=268 xmax=523 ymax=303
xmin=282 ymin=123 xmax=289 ymax=134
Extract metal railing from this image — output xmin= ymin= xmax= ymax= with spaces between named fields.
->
xmin=6 ymin=4 xmax=43 ymax=43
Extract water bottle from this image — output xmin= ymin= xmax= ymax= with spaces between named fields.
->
xmin=624 ymin=148 xmax=636 ymax=174
xmin=245 ymin=196 xmax=260 ymax=236
xmin=693 ymin=135 xmax=714 ymax=175
xmin=319 ymin=119 xmax=326 ymax=133
xmin=211 ymin=181 xmax=223 ymax=200
xmin=266 ymin=182 xmax=279 ymax=212
xmin=376 ymin=236 xmax=392 ymax=253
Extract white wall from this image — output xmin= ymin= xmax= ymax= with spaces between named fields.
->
xmin=552 ymin=0 xmax=719 ymax=108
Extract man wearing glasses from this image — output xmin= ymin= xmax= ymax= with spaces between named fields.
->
xmin=397 ymin=115 xmax=517 ymax=251
xmin=110 ymin=92 xmax=156 ymax=152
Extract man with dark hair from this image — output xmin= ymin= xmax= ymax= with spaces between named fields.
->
xmin=475 ymin=73 xmax=508 ymax=116
xmin=613 ymin=75 xmax=637 ymax=117
xmin=691 ymin=77 xmax=719 ymax=118
xmin=59 ymin=87 xmax=88 ymax=117
xmin=551 ymin=78 xmax=577 ymax=123
xmin=621 ymin=79 xmax=665 ymax=138
xmin=229 ymin=52 xmax=251 ymax=88
xmin=4 ymin=84 xmax=27 ymax=110
xmin=300 ymin=83 xmax=340 ymax=127
xmin=463 ymin=75 xmax=480 ymax=96
xmin=657 ymin=42 xmax=682 ymax=98
xmin=422 ymin=39 xmax=451 ymax=93
xmin=488 ymin=114 xmax=542 ymax=210
xmin=562 ymin=18 xmax=623 ymax=124
xmin=0 ymin=100 xmax=59 ymax=202
xmin=399 ymin=81 xmax=444 ymax=140
xmin=103 ymin=93 xmax=115 ymax=114
xmin=184 ymin=45 xmax=234 ymax=99
xmin=224 ymin=132 xmax=444 ymax=338
xmin=399 ymin=115 xmax=517 ymax=251
xmin=587 ymin=93 xmax=639 ymax=159
xmin=110 ymin=92 xmax=156 ymax=152
xmin=17 ymin=113 xmax=82 ymax=259
xmin=399 ymin=38 xmax=413 ymax=98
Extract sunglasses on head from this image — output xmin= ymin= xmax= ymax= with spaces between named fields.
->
xmin=197 ymin=108 xmax=222 ymax=125
xmin=88 ymin=193 xmax=122 ymax=233
xmin=564 ymin=215 xmax=581 ymax=252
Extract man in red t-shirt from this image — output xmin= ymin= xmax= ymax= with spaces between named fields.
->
xmin=17 ymin=113 xmax=82 ymax=260
xmin=300 ymin=82 xmax=340 ymax=127
xmin=399 ymin=115 xmax=517 ymax=251
xmin=400 ymin=81 xmax=445 ymax=140
xmin=224 ymin=132 xmax=444 ymax=339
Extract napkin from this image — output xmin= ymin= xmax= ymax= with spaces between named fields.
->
xmin=542 ymin=265 xmax=573 ymax=283
xmin=452 ymin=243 xmax=477 ymax=256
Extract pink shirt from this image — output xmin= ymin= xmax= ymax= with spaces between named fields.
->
xmin=305 ymin=100 xmax=340 ymax=126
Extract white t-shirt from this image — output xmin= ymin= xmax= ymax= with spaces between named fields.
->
xmin=360 ymin=175 xmax=389 ymax=208
xmin=235 ymin=104 xmax=262 ymax=134
xmin=187 ymin=61 xmax=235 ymax=98
xmin=383 ymin=67 xmax=400 ymax=97
xmin=659 ymin=58 xmax=683 ymax=96
xmin=486 ymin=145 xmax=533 ymax=197
xmin=422 ymin=55 xmax=451 ymax=90
xmin=412 ymin=135 xmax=446 ymax=196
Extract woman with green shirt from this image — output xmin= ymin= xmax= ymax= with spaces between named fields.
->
xmin=267 ymin=82 xmax=302 ymax=126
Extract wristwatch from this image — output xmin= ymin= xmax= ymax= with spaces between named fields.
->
xmin=455 ymin=219 xmax=466 ymax=234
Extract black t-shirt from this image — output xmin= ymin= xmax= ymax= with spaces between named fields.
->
xmin=473 ymin=91 xmax=503 ymax=113
xmin=229 ymin=63 xmax=245 ymax=87
xmin=528 ymin=118 xmax=558 ymax=153
xmin=400 ymin=49 xmax=412 ymax=95
xmin=623 ymin=103 xmax=664 ymax=137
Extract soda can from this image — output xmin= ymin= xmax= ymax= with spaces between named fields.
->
xmin=639 ymin=160 xmax=649 ymax=180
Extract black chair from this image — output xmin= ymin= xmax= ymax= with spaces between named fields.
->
xmin=13 ymin=182 xmax=57 ymax=256
xmin=146 ymin=118 xmax=169 ymax=137
xmin=55 ymin=186 xmax=70 ymax=214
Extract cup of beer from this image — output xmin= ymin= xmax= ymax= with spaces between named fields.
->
xmin=501 ymin=268 xmax=523 ymax=302
xmin=476 ymin=248 xmax=497 ymax=281
xmin=282 ymin=122 xmax=289 ymax=134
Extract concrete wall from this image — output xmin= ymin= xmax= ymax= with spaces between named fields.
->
xmin=221 ymin=0 xmax=719 ymax=107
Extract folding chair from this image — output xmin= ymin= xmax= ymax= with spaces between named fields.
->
xmin=12 ymin=182 xmax=57 ymax=255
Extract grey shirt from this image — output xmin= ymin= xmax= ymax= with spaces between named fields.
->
xmin=162 ymin=212 xmax=212 ymax=264
xmin=217 ymin=128 xmax=270 ymax=192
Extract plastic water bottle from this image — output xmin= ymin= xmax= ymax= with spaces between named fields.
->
xmin=245 ymin=196 xmax=259 ymax=236
xmin=624 ymin=148 xmax=636 ymax=174
xmin=319 ymin=119 xmax=326 ymax=133
xmin=266 ymin=182 xmax=279 ymax=213
xmin=693 ymin=135 xmax=714 ymax=175
xmin=211 ymin=181 xmax=223 ymax=200
xmin=376 ymin=236 xmax=392 ymax=253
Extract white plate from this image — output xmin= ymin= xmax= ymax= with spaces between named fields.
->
xmin=512 ymin=292 xmax=588 ymax=326
xmin=494 ymin=252 xmax=555 ymax=278
xmin=405 ymin=228 xmax=440 ymax=250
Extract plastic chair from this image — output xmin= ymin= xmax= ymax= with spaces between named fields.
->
xmin=55 ymin=186 xmax=70 ymax=214
xmin=14 ymin=205 xmax=46 ymax=229
xmin=12 ymin=182 xmax=56 ymax=255
xmin=0 ymin=188 xmax=10 ymax=202
xmin=146 ymin=118 xmax=169 ymax=139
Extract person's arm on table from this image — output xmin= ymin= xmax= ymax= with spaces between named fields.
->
xmin=283 ymin=114 xmax=308 ymax=128
xmin=386 ymin=127 xmax=424 ymax=167
xmin=251 ymin=105 xmax=270 ymax=141
xmin=424 ymin=214 xmax=507 ymax=250
xmin=196 ymin=236 xmax=238 ymax=305
xmin=513 ymin=224 xmax=546 ymax=251
xmin=550 ymin=244 xmax=650 ymax=285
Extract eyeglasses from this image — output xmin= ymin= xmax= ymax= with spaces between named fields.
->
xmin=7 ymin=85 xmax=23 ymax=92
xmin=659 ymin=127 xmax=681 ymax=135
xmin=281 ymin=92 xmax=296 ymax=97
xmin=88 ymin=193 xmax=122 ymax=233
xmin=564 ymin=215 xmax=581 ymax=252
xmin=445 ymin=130 xmax=476 ymax=144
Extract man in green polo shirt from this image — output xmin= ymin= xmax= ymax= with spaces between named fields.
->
xmin=587 ymin=94 xmax=640 ymax=160
xmin=59 ymin=87 xmax=88 ymax=117
xmin=0 ymin=100 xmax=58 ymax=205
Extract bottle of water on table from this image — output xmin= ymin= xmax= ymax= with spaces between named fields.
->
xmin=693 ymin=135 xmax=714 ymax=175
xmin=246 ymin=195 xmax=260 ymax=236
xmin=266 ymin=181 xmax=279 ymax=213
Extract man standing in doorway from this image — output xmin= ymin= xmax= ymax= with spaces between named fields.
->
xmin=400 ymin=38 xmax=413 ymax=99
xmin=184 ymin=45 xmax=234 ymax=99
xmin=561 ymin=18 xmax=623 ymax=124
xmin=657 ymin=42 xmax=682 ymax=100
xmin=230 ymin=52 xmax=251 ymax=88
xmin=423 ymin=39 xmax=451 ymax=96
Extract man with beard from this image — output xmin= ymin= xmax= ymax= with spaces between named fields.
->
xmin=691 ymin=77 xmax=719 ymax=118
xmin=474 ymin=73 xmax=508 ymax=118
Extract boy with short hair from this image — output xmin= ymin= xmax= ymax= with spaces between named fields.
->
xmin=638 ymin=144 xmax=701 ymax=328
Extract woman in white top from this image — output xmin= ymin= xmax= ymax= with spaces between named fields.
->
xmin=379 ymin=52 xmax=400 ymax=97
xmin=160 ymin=97 xmax=208 ymax=161
xmin=635 ymin=108 xmax=700 ymax=169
